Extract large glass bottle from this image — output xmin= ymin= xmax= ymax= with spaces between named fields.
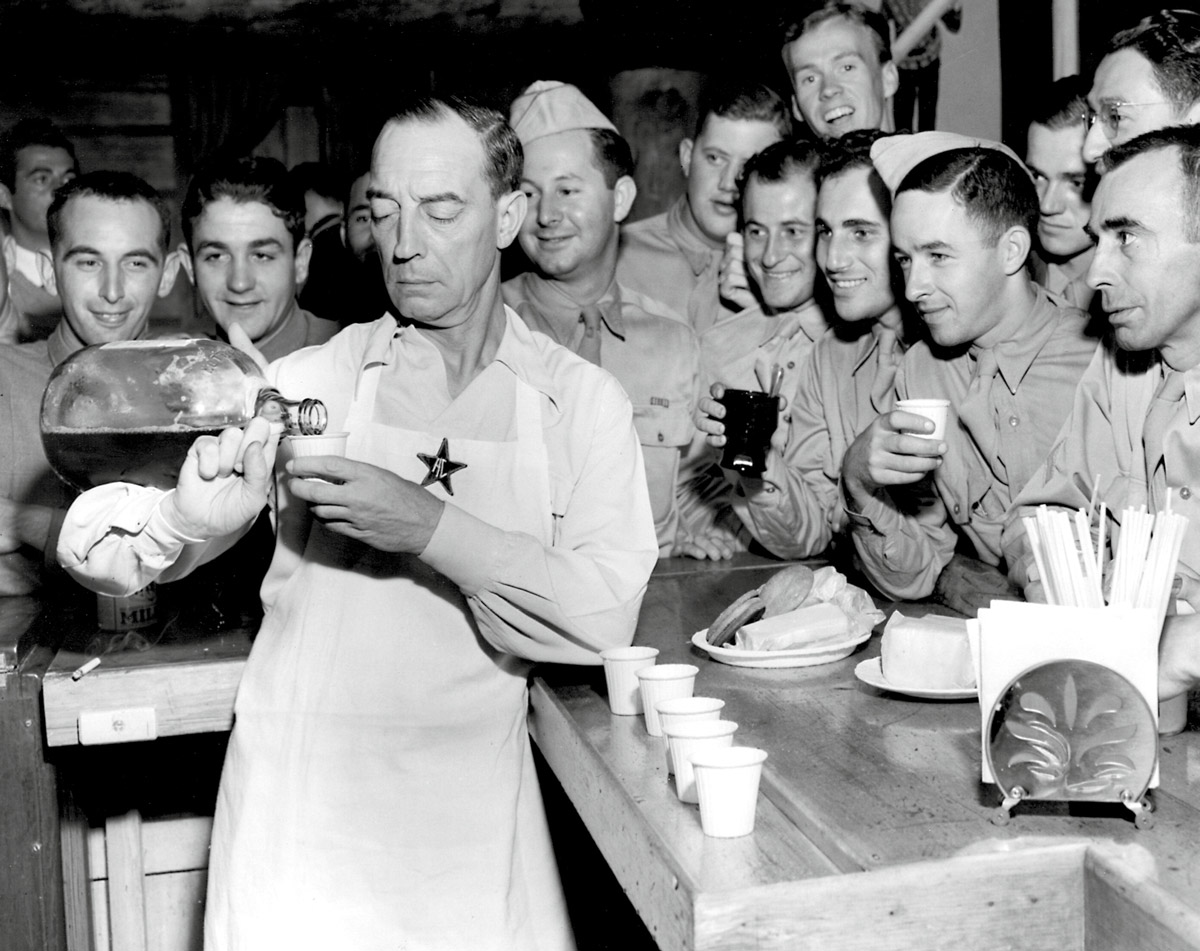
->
xmin=41 ymin=338 xmax=328 ymax=491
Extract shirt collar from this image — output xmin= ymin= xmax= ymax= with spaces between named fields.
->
xmin=757 ymin=298 xmax=827 ymax=349
xmin=969 ymin=283 xmax=1062 ymax=396
xmin=514 ymin=273 xmax=627 ymax=341
xmin=47 ymin=318 xmax=88 ymax=367
xmin=384 ymin=306 xmax=563 ymax=410
xmin=851 ymin=320 xmax=906 ymax=374
xmin=250 ymin=302 xmax=307 ymax=364
xmin=1177 ymin=360 xmax=1200 ymax=425
xmin=665 ymin=195 xmax=723 ymax=275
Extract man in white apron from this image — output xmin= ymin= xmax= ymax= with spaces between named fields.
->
xmin=58 ymin=97 xmax=659 ymax=950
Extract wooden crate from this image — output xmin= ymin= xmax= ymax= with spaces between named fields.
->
xmin=71 ymin=814 xmax=210 ymax=951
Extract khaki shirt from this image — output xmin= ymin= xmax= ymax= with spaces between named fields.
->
xmin=617 ymin=195 xmax=737 ymax=335
xmin=757 ymin=323 xmax=905 ymax=558
xmin=503 ymin=273 xmax=700 ymax=555
xmin=1004 ymin=345 xmax=1200 ymax=602
xmin=680 ymin=299 xmax=830 ymax=556
xmin=849 ymin=285 xmax=1098 ymax=600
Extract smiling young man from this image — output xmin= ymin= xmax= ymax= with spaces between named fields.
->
xmin=617 ymin=80 xmax=789 ymax=333
xmin=180 ymin=156 xmax=336 ymax=361
xmin=0 ymin=171 xmax=179 ymax=594
xmin=681 ymin=138 xmax=830 ymax=557
xmin=1083 ymin=9 xmax=1200 ymax=167
xmin=841 ymin=136 xmax=1096 ymax=610
xmin=698 ymin=131 xmax=906 ymax=558
xmin=502 ymin=81 xmax=701 ymax=557
xmin=781 ymin=1 xmax=900 ymax=141
xmin=1026 ymin=77 xmax=1098 ymax=313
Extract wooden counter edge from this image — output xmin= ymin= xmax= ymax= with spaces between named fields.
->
xmin=688 ymin=841 xmax=1200 ymax=951
xmin=530 ymin=677 xmax=704 ymax=951
xmin=42 ymin=656 xmax=245 ymax=747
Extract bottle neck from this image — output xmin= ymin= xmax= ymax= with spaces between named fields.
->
xmin=254 ymin=387 xmax=328 ymax=436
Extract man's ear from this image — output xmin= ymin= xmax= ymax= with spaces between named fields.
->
xmin=0 ymin=183 xmax=12 ymax=214
xmin=293 ymin=236 xmax=313 ymax=287
xmin=177 ymin=241 xmax=195 ymax=286
xmin=612 ymin=175 xmax=637 ymax=224
xmin=496 ymin=189 xmax=528 ymax=250
xmin=37 ymin=249 xmax=56 ymax=297
xmin=156 ymin=247 xmax=184 ymax=298
xmin=1181 ymin=98 xmax=1200 ymax=127
xmin=1000 ymin=225 xmax=1032 ymax=276
xmin=679 ymin=138 xmax=694 ymax=178
xmin=882 ymin=61 xmax=900 ymax=101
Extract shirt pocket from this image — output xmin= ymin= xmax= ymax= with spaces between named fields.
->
xmin=632 ymin=404 xmax=694 ymax=450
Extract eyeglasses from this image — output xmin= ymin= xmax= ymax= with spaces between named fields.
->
xmin=1087 ymin=100 xmax=1181 ymax=140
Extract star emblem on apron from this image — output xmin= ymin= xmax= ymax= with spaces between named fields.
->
xmin=417 ymin=438 xmax=468 ymax=495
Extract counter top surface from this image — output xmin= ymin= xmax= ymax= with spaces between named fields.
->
xmin=530 ymin=558 xmax=1200 ymax=949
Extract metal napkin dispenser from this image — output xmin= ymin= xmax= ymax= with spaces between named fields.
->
xmin=970 ymin=603 xmax=1162 ymax=829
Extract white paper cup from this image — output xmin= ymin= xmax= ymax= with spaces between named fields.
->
xmin=1159 ymin=692 xmax=1188 ymax=736
xmin=599 ymin=646 xmax=659 ymax=715
xmin=286 ymin=432 xmax=349 ymax=457
xmin=666 ymin=719 xmax=738 ymax=803
xmin=637 ymin=664 xmax=699 ymax=736
xmin=692 ymin=746 xmax=768 ymax=837
xmin=895 ymin=399 xmax=950 ymax=441
xmin=657 ymin=697 xmax=725 ymax=773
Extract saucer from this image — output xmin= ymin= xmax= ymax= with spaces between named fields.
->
xmin=692 ymin=629 xmax=869 ymax=669
xmin=854 ymin=657 xmax=977 ymax=701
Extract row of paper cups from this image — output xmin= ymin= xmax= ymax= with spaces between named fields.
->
xmin=600 ymin=645 xmax=767 ymax=838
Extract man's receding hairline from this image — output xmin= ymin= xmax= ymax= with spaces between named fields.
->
xmin=54 ymin=194 xmax=167 ymax=258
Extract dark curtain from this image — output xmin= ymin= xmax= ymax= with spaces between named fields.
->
xmin=171 ymin=66 xmax=290 ymax=176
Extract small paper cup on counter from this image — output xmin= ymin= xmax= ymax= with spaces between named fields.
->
xmin=599 ymin=646 xmax=659 ymax=715
xmin=637 ymin=664 xmax=699 ymax=736
xmin=285 ymin=432 xmax=349 ymax=457
xmin=666 ymin=719 xmax=738 ymax=803
xmin=895 ymin=399 xmax=949 ymax=441
xmin=692 ymin=746 xmax=768 ymax=837
xmin=657 ymin=696 xmax=725 ymax=774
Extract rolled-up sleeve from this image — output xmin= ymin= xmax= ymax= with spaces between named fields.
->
xmin=57 ymin=483 xmax=243 ymax=595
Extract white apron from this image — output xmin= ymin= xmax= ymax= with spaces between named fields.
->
xmin=204 ymin=351 xmax=574 ymax=951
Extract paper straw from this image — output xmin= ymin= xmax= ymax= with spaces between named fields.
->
xmin=1023 ymin=515 xmax=1058 ymax=606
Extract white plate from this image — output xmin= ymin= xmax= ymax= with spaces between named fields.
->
xmin=691 ymin=629 xmax=870 ymax=669
xmin=854 ymin=657 xmax=977 ymax=701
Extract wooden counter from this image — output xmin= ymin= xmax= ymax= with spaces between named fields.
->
xmin=530 ymin=558 xmax=1200 ymax=951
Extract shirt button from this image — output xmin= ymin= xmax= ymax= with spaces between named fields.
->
xmin=657 ymin=433 xmax=664 ymax=442
xmin=1182 ymin=486 xmax=1192 ymax=500
xmin=787 ymin=361 xmax=795 ymax=369
xmin=1009 ymin=416 xmax=1019 ymax=427
xmin=953 ymin=503 xmax=961 ymax=514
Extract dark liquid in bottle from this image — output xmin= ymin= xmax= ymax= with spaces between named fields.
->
xmin=42 ymin=426 xmax=228 ymax=491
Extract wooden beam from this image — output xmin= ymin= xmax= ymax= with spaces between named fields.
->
xmin=1052 ymin=0 xmax=1080 ymax=79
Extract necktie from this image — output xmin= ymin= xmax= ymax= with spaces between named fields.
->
xmin=1143 ymin=369 xmax=1187 ymax=474
xmin=578 ymin=305 xmax=603 ymax=366
xmin=957 ymin=348 xmax=1000 ymax=462
xmin=870 ymin=327 xmax=901 ymax=412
